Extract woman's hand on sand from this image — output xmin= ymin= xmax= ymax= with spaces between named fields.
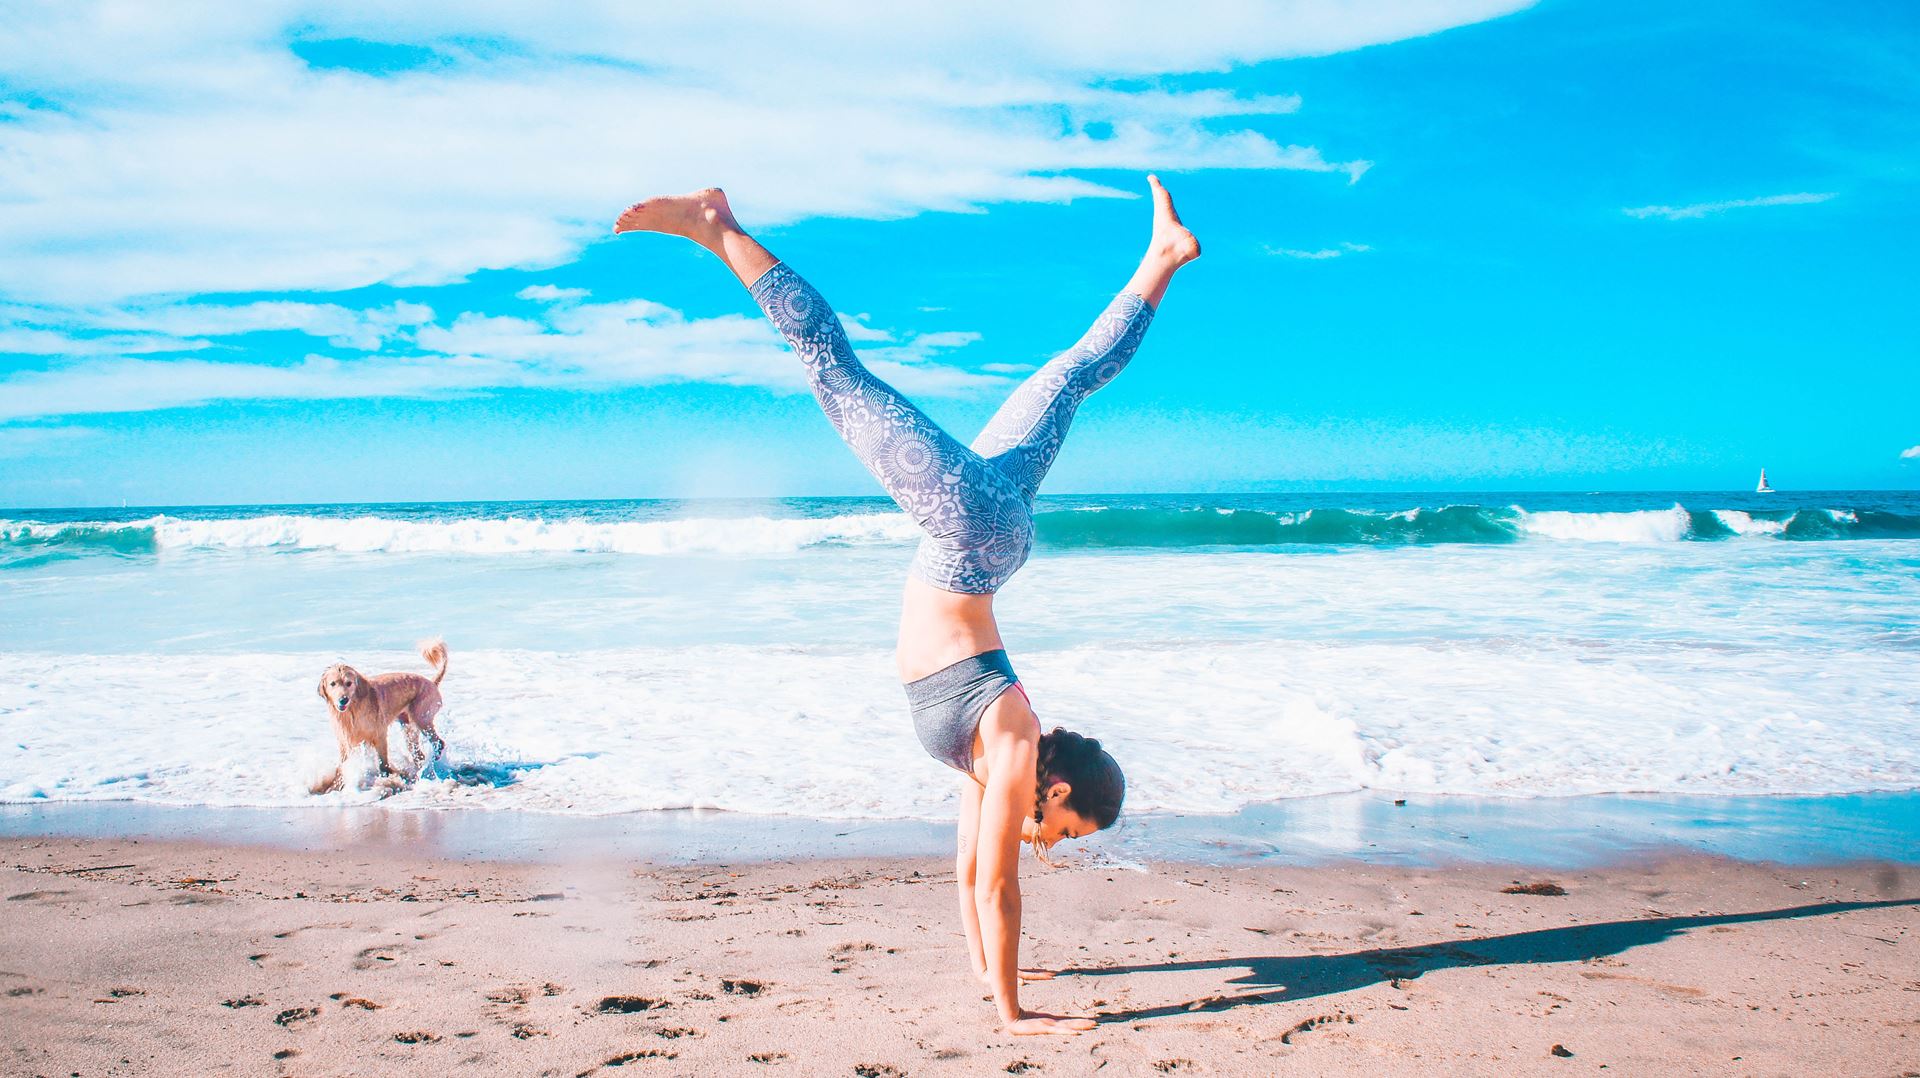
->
xmin=976 ymin=966 xmax=1056 ymax=985
xmin=1005 ymin=1011 xmax=1097 ymax=1036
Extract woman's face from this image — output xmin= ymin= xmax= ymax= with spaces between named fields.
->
xmin=1023 ymin=802 xmax=1099 ymax=851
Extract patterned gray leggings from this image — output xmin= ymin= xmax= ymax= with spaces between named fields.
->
xmin=749 ymin=262 xmax=1154 ymax=593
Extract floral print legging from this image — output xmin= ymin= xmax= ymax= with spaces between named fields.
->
xmin=749 ymin=261 xmax=1155 ymax=594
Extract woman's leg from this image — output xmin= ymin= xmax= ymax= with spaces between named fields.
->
xmin=614 ymin=189 xmax=1018 ymax=551
xmin=970 ymin=175 xmax=1200 ymax=499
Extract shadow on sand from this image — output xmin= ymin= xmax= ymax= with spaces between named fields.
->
xmin=1069 ymin=897 xmax=1917 ymax=1023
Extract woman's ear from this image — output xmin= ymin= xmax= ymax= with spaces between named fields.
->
xmin=1043 ymin=780 xmax=1071 ymax=806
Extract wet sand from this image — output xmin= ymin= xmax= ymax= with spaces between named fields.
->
xmin=2 ymin=836 xmax=1915 ymax=1077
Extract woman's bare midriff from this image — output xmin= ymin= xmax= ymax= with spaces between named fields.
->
xmin=895 ymin=576 xmax=1007 ymax=682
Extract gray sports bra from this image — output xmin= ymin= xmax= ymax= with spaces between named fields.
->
xmin=904 ymin=650 xmax=1022 ymax=776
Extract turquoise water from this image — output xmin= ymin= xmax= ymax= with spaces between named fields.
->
xmin=1 ymin=491 xmax=1916 ymax=830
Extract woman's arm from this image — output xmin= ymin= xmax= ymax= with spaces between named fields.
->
xmin=974 ymin=715 xmax=1094 ymax=1035
xmin=955 ymin=777 xmax=989 ymax=978
xmin=962 ymin=777 xmax=1060 ymax=985
xmin=973 ymin=728 xmax=1031 ymax=1024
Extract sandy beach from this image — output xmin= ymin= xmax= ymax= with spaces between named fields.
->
xmin=3 ymin=836 xmax=1914 ymax=1077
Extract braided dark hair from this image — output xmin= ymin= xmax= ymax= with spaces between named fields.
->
xmin=1033 ymin=726 xmax=1125 ymax=831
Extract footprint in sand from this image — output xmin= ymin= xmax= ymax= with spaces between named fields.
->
xmin=854 ymin=1065 xmax=905 ymax=1078
xmin=221 ymin=996 xmax=264 ymax=1008
xmin=7 ymin=890 xmax=71 ymax=903
xmin=654 ymin=1028 xmax=700 ymax=1039
xmin=828 ymin=942 xmax=893 ymax=974
xmin=597 ymin=995 xmax=672 ymax=1014
xmin=248 ymin=952 xmax=303 ymax=971
xmin=273 ymin=1006 xmax=320 ymax=1027
xmin=353 ymin=944 xmax=403 ymax=970
xmin=1151 ymin=1062 xmax=1195 ymax=1074
xmin=7 ymin=986 xmax=43 ymax=998
xmin=393 ymin=1031 xmax=441 ymax=1044
xmin=1578 ymin=970 xmax=1706 ymax=998
xmin=273 ymin=922 xmax=353 ymax=939
xmin=1501 ymin=881 xmax=1569 ymax=897
xmin=1280 ymin=1013 xmax=1354 ymax=1045
xmin=602 ymin=1049 xmax=676 ymax=1066
xmin=1005 ymin=1061 xmax=1041 ymax=1074
xmin=484 ymin=981 xmax=567 ymax=1009
xmin=332 ymin=995 xmax=382 ymax=1010
xmin=721 ymin=979 xmax=768 ymax=997
xmin=747 ymin=1051 xmax=789 ymax=1064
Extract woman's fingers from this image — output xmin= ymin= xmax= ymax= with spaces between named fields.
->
xmin=1006 ymin=1012 xmax=1097 ymax=1035
xmin=979 ymin=967 xmax=1056 ymax=984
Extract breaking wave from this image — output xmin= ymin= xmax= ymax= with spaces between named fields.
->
xmin=3 ymin=503 xmax=1915 ymax=560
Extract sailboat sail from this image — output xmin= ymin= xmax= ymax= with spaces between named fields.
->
xmin=1756 ymin=468 xmax=1774 ymax=493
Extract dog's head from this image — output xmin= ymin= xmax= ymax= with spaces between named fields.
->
xmin=317 ymin=664 xmax=364 ymax=714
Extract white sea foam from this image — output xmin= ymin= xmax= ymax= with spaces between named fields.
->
xmin=2 ymin=636 xmax=1914 ymax=819
xmin=1514 ymin=504 xmax=1692 ymax=542
xmin=5 ymin=499 xmax=1916 ymax=822
xmin=4 ymin=512 xmax=923 ymax=556
xmin=1711 ymin=510 xmax=1787 ymax=536
xmin=7 ymin=502 xmax=1907 ymax=557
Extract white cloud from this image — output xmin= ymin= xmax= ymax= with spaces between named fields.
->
xmin=0 ymin=425 xmax=104 ymax=459
xmin=0 ymin=356 xmax=503 ymax=423
xmin=0 ymin=327 xmax=211 ymax=356
xmin=837 ymin=314 xmax=895 ymax=343
xmin=3 ymin=301 xmax=434 ymax=352
xmin=1265 ymin=241 xmax=1373 ymax=259
xmin=1901 ymin=445 xmax=1920 ymax=459
xmin=517 ymin=285 xmax=589 ymax=303
xmin=0 ymin=297 xmax=1005 ymax=421
xmin=0 ymin=1 xmax=1529 ymax=305
xmin=1622 ymin=192 xmax=1836 ymax=221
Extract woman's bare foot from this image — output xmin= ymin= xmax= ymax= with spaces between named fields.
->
xmin=1145 ymin=174 xmax=1201 ymax=268
xmin=1124 ymin=174 xmax=1201 ymax=307
xmin=612 ymin=187 xmax=740 ymax=241
xmin=612 ymin=186 xmax=779 ymax=287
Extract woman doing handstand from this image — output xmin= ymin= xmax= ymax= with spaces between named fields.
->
xmin=613 ymin=176 xmax=1200 ymax=1035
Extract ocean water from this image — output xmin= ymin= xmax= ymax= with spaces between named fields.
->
xmin=2 ymin=492 xmax=1916 ymax=824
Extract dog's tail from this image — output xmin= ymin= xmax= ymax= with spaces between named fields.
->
xmin=418 ymin=637 xmax=449 ymax=685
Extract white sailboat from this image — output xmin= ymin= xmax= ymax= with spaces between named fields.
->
xmin=1755 ymin=468 xmax=1774 ymax=494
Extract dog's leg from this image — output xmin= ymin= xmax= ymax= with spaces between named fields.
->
xmin=308 ymin=764 xmax=343 ymax=796
xmin=311 ymin=717 xmax=352 ymax=795
xmin=412 ymin=693 xmax=447 ymax=769
xmin=400 ymin=714 xmax=425 ymax=772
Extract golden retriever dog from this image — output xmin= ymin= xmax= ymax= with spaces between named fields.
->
xmin=309 ymin=639 xmax=449 ymax=794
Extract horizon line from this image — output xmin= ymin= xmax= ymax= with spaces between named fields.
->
xmin=6 ymin=487 xmax=1918 ymax=514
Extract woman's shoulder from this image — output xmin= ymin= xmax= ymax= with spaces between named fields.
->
xmin=977 ymin=683 xmax=1040 ymax=748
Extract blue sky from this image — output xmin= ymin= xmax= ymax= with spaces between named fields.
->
xmin=1 ymin=0 xmax=1915 ymax=507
